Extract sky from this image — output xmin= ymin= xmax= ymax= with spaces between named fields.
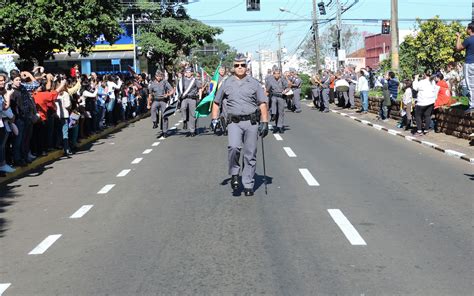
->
xmin=185 ymin=0 xmax=471 ymax=57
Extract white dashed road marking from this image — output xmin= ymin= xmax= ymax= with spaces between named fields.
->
xmin=97 ymin=184 xmax=115 ymax=194
xmin=143 ymin=149 xmax=153 ymax=154
xmin=152 ymin=142 xmax=160 ymax=147
xmin=131 ymin=158 xmax=143 ymax=164
xmin=117 ymin=169 xmax=131 ymax=177
xmin=273 ymin=134 xmax=283 ymax=141
xmin=28 ymin=234 xmax=62 ymax=255
xmin=70 ymin=205 xmax=94 ymax=219
xmin=0 ymin=283 xmax=11 ymax=295
xmin=298 ymin=169 xmax=320 ymax=186
xmin=283 ymin=147 xmax=297 ymax=158
xmin=328 ymin=209 xmax=367 ymax=246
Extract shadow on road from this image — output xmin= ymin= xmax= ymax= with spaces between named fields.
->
xmin=221 ymin=174 xmax=273 ymax=197
xmin=464 ymin=174 xmax=474 ymax=181
xmin=0 ymin=185 xmax=20 ymax=238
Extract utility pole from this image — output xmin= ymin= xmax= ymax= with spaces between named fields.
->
xmin=336 ymin=0 xmax=342 ymax=66
xmin=132 ymin=14 xmax=137 ymax=72
xmin=472 ymin=0 xmax=473 ymax=22
xmin=258 ymin=45 xmax=263 ymax=82
xmin=390 ymin=0 xmax=399 ymax=72
xmin=312 ymin=0 xmax=321 ymax=71
xmin=273 ymin=23 xmax=286 ymax=71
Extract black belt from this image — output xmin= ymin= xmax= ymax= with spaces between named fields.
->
xmin=183 ymin=96 xmax=198 ymax=100
xmin=153 ymin=97 xmax=166 ymax=102
xmin=271 ymin=93 xmax=283 ymax=98
xmin=228 ymin=112 xmax=259 ymax=124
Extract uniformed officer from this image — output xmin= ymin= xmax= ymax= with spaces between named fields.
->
xmin=310 ymin=74 xmax=321 ymax=110
xmin=211 ymin=54 xmax=269 ymax=196
xmin=289 ymin=68 xmax=302 ymax=113
xmin=347 ymin=67 xmax=357 ymax=109
xmin=265 ymin=67 xmax=289 ymax=134
xmin=180 ymin=67 xmax=202 ymax=137
xmin=147 ymin=70 xmax=174 ymax=138
xmin=320 ymin=71 xmax=330 ymax=113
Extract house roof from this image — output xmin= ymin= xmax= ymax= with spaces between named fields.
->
xmin=347 ymin=48 xmax=366 ymax=58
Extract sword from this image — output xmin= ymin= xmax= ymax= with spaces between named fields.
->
xmin=261 ymin=135 xmax=268 ymax=195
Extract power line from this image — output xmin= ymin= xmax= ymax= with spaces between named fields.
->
xmin=193 ymin=1 xmax=244 ymax=17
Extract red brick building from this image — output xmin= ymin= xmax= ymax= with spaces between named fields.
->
xmin=365 ymin=33 xmax=391 ymax=69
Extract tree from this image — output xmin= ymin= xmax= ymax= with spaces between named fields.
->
xmin=0 ymin=0 xmax=123 ymax=65
xmin=133 ymin=0 xmax=223 ymax=70
xmin=398 ymin=17 xmax=467 ymax=79
xmin=308 ymin=24 xmax=363 ymax=60
xmin=191 ymin=39 xmax=237 ymax=73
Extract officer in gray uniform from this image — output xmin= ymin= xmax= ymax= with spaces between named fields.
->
xmin=265 ymin=67 xmax=289 ymax=133
xmin=211 ymin=54 xmax=269 ymax=196
xmin=148 ymin=70 xmax=174 ymax=137
xmin=180 ymin=67 xmax=202 ymax=137
xmin=288 ymin=68 xmax=302 ymax=113
xmin=320 ymin=71 xmax=330 ymax=112
xmin=347 ymin=67 xmax=357 ymax=108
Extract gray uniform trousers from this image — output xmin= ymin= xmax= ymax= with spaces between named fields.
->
xmin=349 ymin=83 xmax=356 ymax=107
xmin=151 ymin=100 xmax=168 ymax=132
xmin=293 ymin=88 xmax=302 ymax=111
xmin=272 ymin=96 xmax=286 ymax=128
xmin=322 ymin=88 xmax=330 ymax=111
xmin=181 ymin=98 xmax=197 ymax=132
xmin=270 ymin=96 xmax=277 ymax=115
xmin=228 ymin=120 xmax=259 ymax=189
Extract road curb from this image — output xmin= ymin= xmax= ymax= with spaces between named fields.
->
xmin=331 ymin=110 xmax=474 ymax=165
xmin=0 ymin=113 xmax=150 ymax=186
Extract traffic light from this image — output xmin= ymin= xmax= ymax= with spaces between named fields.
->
xmin=246 ymin=0 xmax=260 ymax=11
xmin=318 ymin=2 xmax=326 ymax=15
xmin=381 ymin=20 xmax=391 ymax=34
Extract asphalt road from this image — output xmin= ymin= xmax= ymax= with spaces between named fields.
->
xmin=0 ymin=103 xmax=473 ymax=295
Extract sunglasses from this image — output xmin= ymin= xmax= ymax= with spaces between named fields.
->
xmin=233 ymin=63 xmax=247 ymax=68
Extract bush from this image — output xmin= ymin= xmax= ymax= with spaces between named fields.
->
xmin=300 ymin=73 xmax=312 ymax=100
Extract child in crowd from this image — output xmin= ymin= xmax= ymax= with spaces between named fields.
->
xmin=398 ymin=79 xmax=414 ymax=130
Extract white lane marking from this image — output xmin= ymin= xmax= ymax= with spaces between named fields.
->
xmin=170 ymin=126 xmax=177 ymax=130
xmin=273 ymin=134 xmax=283 ymax=141
xmin=70 ymin=205 xmax=94 ymax=219
xmin=143 ymin=149 xmax=153 ymax=154
xmin=372 ymin=124 xmax=383 ymax=130
xmin=298 ymin=169 xmax=320 ymax=186
xmin=152 ymin=142 xmax=160 ymax=147
xmin=174 ymin=123 xmax=180 ymax=126
xmin=388 ymin=129 xmax=401 ymax=136
xmin=327 ymin=209 xmax=367 ymax=246
xmin=405 ymin=136 xmax=415 ymax=141
xmin=178 ymin=120 xmax=183 ymax=123
xmin=28 ymin=234 xmax=62 ymax=255
xmin=97 ymin=184 xmax=115 ymax=194
xmin=131 ymin=158 xmax=143 ymax=164
xmin=159 ymin=136 xmax=166 ymax=140
xmin=283 ymin=147 xmax=297 ymax=158
xmin=421 ymin=141 xmax=438 ymax=148
xmin=0 ymin=283 xmax=11 ymax=295
xmin=361 ymin=120 xmax=371 ymax=125
xmin=109 ymin=142 xmax=115 ymax=145
xmin=117 ymin=169 xmax=131 ymax=177
xmin=444 ymin=150 xmax=465 ymax=158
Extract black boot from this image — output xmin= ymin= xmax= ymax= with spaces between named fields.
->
xmin=231 ymin=175 xmax=239 ymax=190
xmin=183 ymin=121 xmax=187 ymax=130
xmin=152 ymin=122 xmax=158 ymax=129
xmin=244 ymin=188 xmax=254 ymax=196
xmin=63 ymin=139 xmax=72 ymax=157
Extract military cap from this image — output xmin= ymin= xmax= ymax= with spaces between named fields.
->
xmin=234 ymin=53 xmax=247 ymax=63
xmin=155 ymin=70 xmax=163 ymax=76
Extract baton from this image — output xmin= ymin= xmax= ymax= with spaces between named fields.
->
xmin=261 ymin=135 xmax=268 ymax=195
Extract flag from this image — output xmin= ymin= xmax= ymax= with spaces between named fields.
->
xmin=163 ymin=92 xmax=179 ymax=118
xmin=195 ymin=61 xmax=221 ymax=118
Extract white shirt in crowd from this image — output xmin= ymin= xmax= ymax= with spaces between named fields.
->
xmin=402 ymin=87 xmax=413 ymax=105
xmin=106 ymin=79 xmax=122 ymax=100
xmin=56 ymin=91 xmax=71 ymax=119
xmin=356 ymin=75 xmax=369 ymax=92
xmin=413 ymin=78 xmax=439 ymax=106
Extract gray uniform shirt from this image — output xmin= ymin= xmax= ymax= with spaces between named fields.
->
xmin=321 ymin=74 xmax=330 ymax=88
xmin=148 ymin=80 xmax=172 ymax=100
xmin=182 ymin=77 xmax=202 ymax=98
xmin=265 ymin=76 xmax=288 ymax=95
xmin=215 ymin=75 xmax=268 ymax=116
xmin=290 ymin=76 xmax=302 ymax=88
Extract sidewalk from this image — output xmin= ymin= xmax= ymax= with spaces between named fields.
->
xmin=0 ymin=113 xmax=150 ymax=186
xmin=306 ymin=102 xmax=474 ymax=164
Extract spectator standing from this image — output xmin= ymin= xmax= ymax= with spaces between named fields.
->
xmin=456 ymin=22 xmax=474 ymax=113
xmin=70 ymin=64 xmax=80 ymax=79
xmin=400 ymin=79 xmax=414 ymax=130
xmin=356 ymin=70 xmax=369 ymax=113
xmin=413 ymin=70 xmax=439 ymax=136
xmin=0 ymin=73 xmax=15 ymax=174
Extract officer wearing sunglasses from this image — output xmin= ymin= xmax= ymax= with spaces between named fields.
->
xmin=211 ymin=54 xmax=269 ymax=196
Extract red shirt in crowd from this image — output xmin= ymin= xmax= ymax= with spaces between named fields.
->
xmin=434 ymin=80 xmax=452 ymax=109
xmin=32 ymin=91 xmax=59 ymax=121
xmin=70 ymin=67 xmax=78 ymax=78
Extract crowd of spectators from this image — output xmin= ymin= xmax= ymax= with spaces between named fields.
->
xmin=0 ymin=66 xmax=151 ymax=177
